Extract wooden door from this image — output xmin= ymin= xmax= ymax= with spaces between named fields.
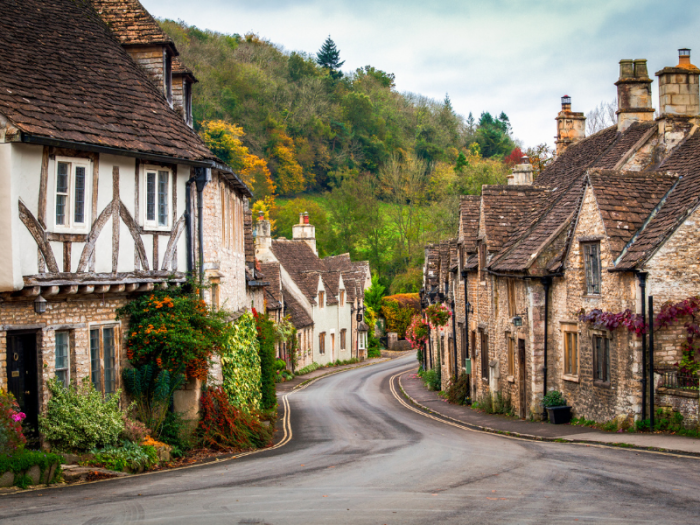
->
xmin=7 ymin=333 xmax=39 ymax=441
xmin=518 ymin=339 xmax=527 ymax=418
xmin=480 ymin=332 xmax=489 ymax=383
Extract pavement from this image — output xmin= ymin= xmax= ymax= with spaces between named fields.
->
xmin=2 ymin=353 xmax=700 ymax=524
xmin=400 ymin=366 xmax=700 ymax=455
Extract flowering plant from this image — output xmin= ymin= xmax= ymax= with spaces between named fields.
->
xmin=0 ymin=389 xmax=26 ymax=454
xmin=579 ymin=308 xmax=646 ymax=335
xmin=405 ymin=315 xmax=431 ymax=349
xmin=426 ymin=303 xmax=451 ymax=327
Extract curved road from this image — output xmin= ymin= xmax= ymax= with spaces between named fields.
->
xmin=2 ymin=354 xmax=700 ymax=524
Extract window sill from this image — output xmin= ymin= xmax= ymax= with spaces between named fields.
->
xmin=593 ymin=380 xmax=611 ymax=388
xmin=582 ymin=294 xmax=601 ymax=299
xmin=142 ymin=225 xmax=173 ymax=234
xmin=562 ymin=374 xmax=579 ymax=383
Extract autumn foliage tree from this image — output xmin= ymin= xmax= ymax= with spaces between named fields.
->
xmin=266 ymin=119 xmax=305 ymax=195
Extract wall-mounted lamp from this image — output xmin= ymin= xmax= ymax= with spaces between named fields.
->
xmin=511 ymin=314 xmax=525 ymax=327
xmin=34 ymin=295 xmax=47 ymax=315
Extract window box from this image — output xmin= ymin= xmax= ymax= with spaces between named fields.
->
xmin=546 ymin=406 xmax=572 ymax=424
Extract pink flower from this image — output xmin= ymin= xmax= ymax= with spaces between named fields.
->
xmin=11 ymin=412 xmax=25 ymax=422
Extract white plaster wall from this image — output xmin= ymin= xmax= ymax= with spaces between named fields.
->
xmin=0 ymin=143 xmax=20 ymax=290
xmin=12 ymin=144 xmax=43 ymax=281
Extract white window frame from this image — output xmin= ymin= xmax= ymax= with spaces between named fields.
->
xmin=51 ymin=157 xmax=92 ymax=233
xmin=141 ymin=165 xmax=173 ymax=230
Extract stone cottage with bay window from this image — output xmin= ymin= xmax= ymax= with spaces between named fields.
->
xmin=426 ymin=49 xmax=700 ymax=425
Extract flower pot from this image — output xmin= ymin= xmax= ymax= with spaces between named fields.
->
xmin=546 ymin=406 xmax=572 ymax=424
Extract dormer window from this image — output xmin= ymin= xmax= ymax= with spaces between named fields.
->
xmin=164 ymin=51 xmax=172 ymax=106
xmin=52 ymin=158 xmax=91 ymax=232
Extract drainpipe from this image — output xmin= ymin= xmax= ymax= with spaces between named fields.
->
xmin=185 ymin=180 xmax=194 ymax=274
xmin=637 ymin=272 xmax=648 ymax=422
xmin=194 ymin=168 xmax=211 ymax=296
xmin=462 ymin=269 xmax=470 ymax=393
xmin=540 ymin=276 xmax=552 ymax=416
xmin=648 ymin=295 xmax=655 ymax=429
xmin=451 ymin=299 xmax=458 ymax=379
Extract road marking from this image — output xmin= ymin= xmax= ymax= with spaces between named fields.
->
xmin=389 ymin=368 xmax=700 ymax=461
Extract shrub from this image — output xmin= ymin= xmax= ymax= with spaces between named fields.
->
xmin=122 ymin=364 xmax=185 ymax=437
xmin=220 ymin=312 xmax=262 ymax=411
xmin=296 ymin=362 xmax=320 ymax=375
xmin=118 ymin=285 xmax=230 ymax=381
xmin=541 ymin=391 xmax=567 ymax=408
xmin=158 ymin=411 xmax=194 ymax=455
xmin=474 ymin=391 xmax=513 ymax=415
xmin=379 ymin=297 xmax=416 ymax=338
xmin=274 ymin=359 xmax=287 ymax=372
xmin=445 ymin=373 xmax=470 ymax=405
xmin=196 ymin=387 xmax=272 ymax=451
xmin=0 ymin=389 xmax=26 ymax=455
xmin=253 ymin=309 xmax=277 ymax=410
xmin=0 ymin=450 xmax=63 ymax=487
xmin=121 ymin=416 xmax=150 ymax=443
xmin=421 ymin=369 xmax=441 ymax=391
xmin=39 ymin=378 xmax=125 ymax=451
xmin=85 ymin=441 xmax=158 ymax=472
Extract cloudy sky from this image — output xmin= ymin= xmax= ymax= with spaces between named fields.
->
xmin=143 ymin=0 xmax=699 ymax=148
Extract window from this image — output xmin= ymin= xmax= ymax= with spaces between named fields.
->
xmin=508 ymin=337 xmax=515 ymax=376
xmin=144 ymin=167 xmax=171 ymax=228
xmin=184 ymin=81 xmax=193 ymax=127
xmin=478 ymin=241 xmax=486 ymax=281
xmin=507 ymin=279 xmax=516 ymax=317
xmin=340 ymin=329 xmax=347 ymax=350
xmin=318 ymin=291 xmax=325 ymax=308
xmin=480 ymin=332 xmax=489 ymax=383
xmin=90 ymin=325 xmax=118 ymax=395
xmin=564 ymin=330 xmax=579 ymax=377
xmin=54 ymin=160 xmax=90 ymax=230
xmin=319 ymin=332 xmax=326 ymax=354
xmin=593 ymin=335 xmax=610 ymax=383
xmin=339 ymin=290 xmax=345 ymax=305
xmin=55 ymin=331 xmax=70 ymax=387
xmin=583 ymin=243 xmax=601 ymax=295
xmin=164 ymin=52 xmax=173 ymax=104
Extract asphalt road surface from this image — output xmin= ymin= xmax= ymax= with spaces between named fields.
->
xmin=3 ymin=354 xmax=700 ymax=524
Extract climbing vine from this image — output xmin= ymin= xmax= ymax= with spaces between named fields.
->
xmin=220 ymin=312 xmax=262 ymax=411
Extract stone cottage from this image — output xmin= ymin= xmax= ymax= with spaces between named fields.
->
xmin=0 ymin=0 xmax=252 ymax=435
xmin=428 ymin=49 xmax=700 ymax=424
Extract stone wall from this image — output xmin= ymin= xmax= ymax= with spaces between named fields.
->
xmin=656 ymin=389 xmax=699 ymax=427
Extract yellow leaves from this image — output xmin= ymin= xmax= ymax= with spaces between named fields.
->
xmin=252 ymin=196 xmax=277 ymax=230
xmin=267 ymin=125 xmax=305 ymax=195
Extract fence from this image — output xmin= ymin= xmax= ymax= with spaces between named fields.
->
xmin=660 ymin=369 xmax=699 ymax=391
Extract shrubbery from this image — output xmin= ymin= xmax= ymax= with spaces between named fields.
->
xmin=0 ymin=389 xmax=26 ymax=454
xmin=0 ymin=450 xmax=63 ymax=488
xmin=296 ymin=362 xmax=321 ymax=375
xmin=40 ymin=379 xmax=125 ymax=451
xmin=85 ymin=441 xmax=158 ymax=472
xmin=419 ymin=369 xmax=441 ymax=391
xmin=445 ymin=373 xmax=470 ymax=405
xmin=253 ymin=309 xmax=277 ymax=410
xmin=220 ymin=312 xmax=262 ymax=411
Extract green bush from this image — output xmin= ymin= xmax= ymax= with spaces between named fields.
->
xmin=254 ymin=310 xmax=278 ymax=410
xmin=85 ymin=441 xmax=158 ymax=472
xmin=473 ymin=391 xmax=513 ymax=415
xmin=445 ymin=373 xmax=470 ymax=405
xmin=296 ymin=362 xmax=321 ymax=375
xmin=220 ymin=312 xmax=262 ymax=411
xmin=541 ymin=391 xmax=567 ymax=408
xmin=0 ymin=449 xmax=63 ymax=486
xmin=420 ymin=369 xmax=441 ymax=391
xmin=159 ymin=411 xmax=194 ymax=456
xmin=40 ymin=378 xmax=125 ymax=451
xmin=274 ymin=359 xmax=287 ymax=372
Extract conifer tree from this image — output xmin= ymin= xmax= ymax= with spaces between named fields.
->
xmin=316 ymin=36 xmax=345 ymax=79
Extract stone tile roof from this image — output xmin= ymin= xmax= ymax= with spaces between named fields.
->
xmin=282 ymin=290 xmax=313 ymax=329
xmin=244 ymin=211 xmax=255 ymax=268
xmin=460 ymin=196 xmax=481 ymax=254
xmin=592 ymin=122 xmax=656 ymax=169
xmin=0 ymin=0 xmax=214 ymax=163
xmin=172 ymin=57 xmax=197 ymax=81
xmin=91 ymin=0 xmax=175 ymax=49
xmin=588 ymin=170 xmax=678 ymax=258
xmin=260 ymin=262 xmax=282 ymax=310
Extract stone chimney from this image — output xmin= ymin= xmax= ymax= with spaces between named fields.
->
xmin=254 ymin=211 xmax=272 ymax=259
xmin=507 ymin=156 xmax=533 ymax=185
xmin=555 ymin=95 xmax=586 ymax=155
xmin=292 ymin=212 xmax=317 ymax=255
xmin=615 ymin=59 xmax=654 ymax=131
xmin=656 ymin=48 xmax=700 ymax=118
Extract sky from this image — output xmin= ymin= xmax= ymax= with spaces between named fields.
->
xmin=142 ymin=0 xmax=700 ymax=148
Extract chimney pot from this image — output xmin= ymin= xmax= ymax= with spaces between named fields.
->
xmin=555 ymin=95 xmax=585 ymax=155
xmin=303 ymin=213 xmax=310 ymax=225
xmin=679 ymin=48 xmax=692 ymax=68
xmin=561 ymin=95 xmax=571 ymax=110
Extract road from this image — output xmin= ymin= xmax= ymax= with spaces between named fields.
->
xmin=2 ymin=354 xmax=700 ymax=524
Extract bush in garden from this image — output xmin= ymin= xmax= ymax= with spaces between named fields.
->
xmin=380 ymin=294 xmax=419 ymax=338
xmin=220 ymin=312 xmax=262 ymax=411
xmin=420 ymin=368 xmax=441 ymax=391
xmin=196 ymin=387 xmax=272 ymax=451
xmin=295 ymin=362 xmax=320 ymax=375
xmin=253 ymin=309 xmax=277 ymax=410
xmin=39 ymin=378 xmax=125 ymax=451
xmin=445 ymin=373 xmax=470 ymax=405
xmin=118 ymin=285 xmax=230 ymax=381
xmin=85 ymin=441 xmax=158 ymax=472
xmin=120 ymin=416 xmax=150 ymax=444
xmin=122 ymin=363 xmax=185 ymax=437
xmin=0 ymin=389 xmax=26 ymax=455
xmin=158 ymin=411 xmax=194 ymax=455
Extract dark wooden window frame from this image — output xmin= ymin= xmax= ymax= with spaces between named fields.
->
xmin=593 ymin=334 xmax=611 ymax=385
xmin=582 ymin=242 xmax=602 ymax=295
xmin=89 ymin=323 xmax=120 ymax=396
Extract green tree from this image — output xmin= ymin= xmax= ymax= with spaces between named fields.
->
xmin=316 ymin=36 xmax=345 ymax=79
xmin=271 ymin=198 xmax=332 ymax=256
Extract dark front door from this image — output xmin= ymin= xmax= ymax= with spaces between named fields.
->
xmin=518 ymin=339 xmax=527 ymax=418
xmin=480 ymin=332 xmax=489 ymax=383
xmin=7 ymin=333 xmax=39 ymax=441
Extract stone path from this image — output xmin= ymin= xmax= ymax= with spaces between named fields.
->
xmin=401 ymin=369 xmax=700 ymax=455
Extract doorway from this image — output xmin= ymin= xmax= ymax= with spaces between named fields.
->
xmin=6 ymin=332 xmax=39 ymax=442
xmin=518 ymin=339 xmax=527 ymax=418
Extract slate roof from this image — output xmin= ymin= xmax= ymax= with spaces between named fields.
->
xmin=91 ymin=0 xmax=175 ymax=50
xmin=260 ymin=262 xmax=282 ymax=310
xmin=591 ymin=122 xmax=656 ymax=169
xmin=459 ymin=196 xmax=481 ymax=254
xmin=0 ymin=0 xmax=217 ymax=163
xmin=588 ymin=170 xmax=678 ymax=259
xmin=282 ymin=290 xmax=313 ymax=329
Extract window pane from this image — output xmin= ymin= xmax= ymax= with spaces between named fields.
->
xmin=605 ymin=338 xmax=610 ymax=382
xmin=158 ymin=171 xmax=169 ymax=226
xmin=90 ymin=329 xmax=101 ymax=391
xmin=103 ymin=328 xmax=116 ymax=395
xmin=57 ymin=162 xmax=69 ymax=193
xmin=146 ymin=172 xmax=156 ymax=221
xmin=74 ymin=166 xmax=85 ymax=223
xmin=55 ymin=331 xmax=69 ymax=386
xmin=56 ymin=195 xmax=67 ymax=225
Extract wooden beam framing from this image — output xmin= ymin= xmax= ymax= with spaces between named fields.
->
xmin=37 ymin=146 xmax=49 ymax=229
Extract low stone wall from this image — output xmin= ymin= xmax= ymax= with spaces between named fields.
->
xmin=656 ymin=388 xmax=699 ymax=427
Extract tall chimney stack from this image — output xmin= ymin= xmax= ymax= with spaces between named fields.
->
xmin=507 ymin=156 xmax=533 ymax=185
xmin=555 ymin=95 xmax=586 ymax=156
xmin=293 ymin=211 xmax=317 ymax=255
xmin=656 ymin=48 xmax=700 ymax=118
xmin=615 ymin=59 xmax=654 ymax=131
xmin=254 ymin=212 xmax=272 ymax=258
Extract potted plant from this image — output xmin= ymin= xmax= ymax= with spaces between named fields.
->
xmin=542 ymin=391 xmax=572 ymax=424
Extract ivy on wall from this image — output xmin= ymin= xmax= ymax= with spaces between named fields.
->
xmin=220 ymin=312 xmax=262 ymax=411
